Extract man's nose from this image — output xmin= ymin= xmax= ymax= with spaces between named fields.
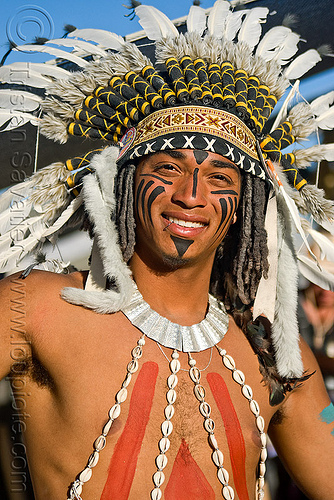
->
xmin=171 ymin=170 xmax=207 ymax=208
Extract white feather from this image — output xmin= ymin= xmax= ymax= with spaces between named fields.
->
xmin=297 ymin=254 xmax=334 ymax=291
xmin=284 ymin=49 xmax=321 ymax=80
xmin=274 ymin=32 xmax=300 ymax=66
xmin=316 ymin=106 xmax=334 ymax=130
xmin=280 ymin=186 xmax=316 ymax=258
xmin=0 ymin=90 xmax=41 ymax=112
xmin=308 ymin=229 xmax=334 ymax=261
xmin=270 ymin=80 xmax=299 ymax=132
xmin=310 ymin=91 xmax=334 ymax=115
xmin=67 ymin=29 xmax=125 ymax=50
xmin=0 ymin=200 xmax=32 ymax=236
xmin=135 ymin=5 xmax=178 ymax=40
xmin=0 ymin=67 xmax=51 ymax=88
xmin=321 ymin=143 xmax=334 ymax=161
xmin=0 ymin=62 xmax=70 ymax=85
xmin=14 ymin=44 xmax=89 ymax=68
xmin=237 ymin=7 xmax=269 ymax=50
xmin=0 ymin=181 xmax=33 ymax=213
xmin=320 ymin=219 xmax=334 ymax=235
xmin=0 ymin=196 xmax=82 ymax=273
xmin=223 ymin=10 xmax=247 ymax=41
xmin=207 ymin=0 xmax=231 ymax=38
xmin=0 ymin=110 xmax=39 ymax=132
xmin=187 ymin=5 xmax=207 ymax=35
xmin=256 ymin=26 xmax=291 ymax=61
xmin=45 ymin=38 xmax=107 ymax=57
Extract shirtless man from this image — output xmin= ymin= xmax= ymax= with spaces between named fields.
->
xmin=0 ymin=149 xmax=333 ymax=500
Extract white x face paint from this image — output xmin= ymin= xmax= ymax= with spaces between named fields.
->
xmin=133 ymin=149 xmax=241 ymax=269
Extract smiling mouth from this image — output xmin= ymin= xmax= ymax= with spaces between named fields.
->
xmin=164 ymin=215 xmax=206 ymax=229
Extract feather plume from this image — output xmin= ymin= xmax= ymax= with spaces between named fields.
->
xmin=45 ymin=38 xmax=107 ymax=57
xmin=294 ymin=144 xmax=334 ymax=167
xmin=284 ymin=49 xmax=321 ymax=80
xmin=207 ymin=0 xmax=230 ymax=38
xmin=135 ymin=5 xmax=178 ymax=40
xmin=270 ymin=80 xmax=299 ymax=132
xmin=14 ymin=44 xmax=89 ymax=68
xmin=307 ymin=229 xmax=334 ymax=262
xmin=299 ymin=184 xmax=334 ymax=223
xmin=120 ymin=42 xmax=152 ymax=72
xmin=0 ymin=90 xmax=41 ymax=112
xmin=237 ymin=7 xmax=269 ymax=50
xmin=287 ymin=102 xmax=316 ymax=139
xmin=187 ymin=5 xmax=207 ymax=35
xmin=68 ymin=29 xmax=125 ymax=50
xmin=297 ymin=254 xmax=334 ymax=291
xmin=40 ymin=113 xmax=69 ymax=143
xmin=256 ymin=26 xmax=292 ymax=62
xmin=271 ymin=195 xmax=303 ymax=378
xmin=0 ymin=110 xmax=39 ymax=132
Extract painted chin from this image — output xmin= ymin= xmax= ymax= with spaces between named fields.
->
xmin=162 ymin=216 xmax=207 ymax=238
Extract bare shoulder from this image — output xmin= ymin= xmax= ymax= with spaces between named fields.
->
xmin=0 ymin=270 xmax=88 ymax=376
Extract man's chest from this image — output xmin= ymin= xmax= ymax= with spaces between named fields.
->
xmin=22 ymin=313 xmax=273 ymax=499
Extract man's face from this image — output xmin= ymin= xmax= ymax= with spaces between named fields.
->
xmin=133 ymin=149 xmax=242 ymax=269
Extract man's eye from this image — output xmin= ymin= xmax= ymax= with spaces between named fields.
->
xmin=211 ymin=174 xmax=232 ymax=184
xmin=155 ymin=164 xmax=178 ymax=173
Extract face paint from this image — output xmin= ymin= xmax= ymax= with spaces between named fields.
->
xmin=193 ymin=150 xmax=209 ymax=165
xmin=165 ymin=439 xmax=215 ymax=500
xmin=207 ymin=372 xmax=249 ymax=500
xmin=100 ymin=362 xmax=159 ymax=500
xmin=171 ymin=236 xmax=194 ymax=257
xmin=148 ymin=186 xmax=165 ymax=225
xmin=140 ymin=173 xmax=173 ymax=185
xmin=140 ymin=180 xmax=154 ymax=223
xmin=319 ymin=403 xmax=334 ymax=436
xmin=209 ymin=191 xmax=239 ymax=249
xmin=192 ymin=168 xmax=199 ymax=198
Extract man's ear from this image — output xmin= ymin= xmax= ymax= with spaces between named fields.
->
xmin=232 ymin=213 xmax=237 ymax=224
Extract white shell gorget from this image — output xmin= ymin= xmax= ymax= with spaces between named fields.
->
xmin=121 ymin=286 xmax=229 ymax=352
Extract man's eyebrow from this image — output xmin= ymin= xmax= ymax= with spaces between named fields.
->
xmin=160 ymin=150 xmax=187 ymax=159
xmin=209 ymin=159 xmax=240 ymax=173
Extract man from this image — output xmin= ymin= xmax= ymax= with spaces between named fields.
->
xmin=0 ymin=2 xmax=334 ymax=499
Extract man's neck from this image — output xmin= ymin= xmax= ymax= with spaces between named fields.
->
xmin=129 ymin=252 xmax=215 ymax=326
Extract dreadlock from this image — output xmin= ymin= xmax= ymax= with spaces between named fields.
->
xmin=115 ymin=162 xmax=136 ymax=262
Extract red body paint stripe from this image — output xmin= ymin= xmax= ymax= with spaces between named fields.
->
xmin=207 ymin=372 xmax=249 ymax=500
xmin=165 ymin=439 xmax=215 ymax=500
xmin=100 ymin=361 xmax=159 ymax=500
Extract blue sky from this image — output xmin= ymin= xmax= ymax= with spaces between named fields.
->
xmin=0 ymin=0 xmax=212 ymax=60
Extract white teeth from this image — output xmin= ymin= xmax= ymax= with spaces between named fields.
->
xmin=168 ymin=217 xmax=205 ymax=228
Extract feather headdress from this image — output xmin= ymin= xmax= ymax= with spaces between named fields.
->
xmin=0 ymin=1 xmax=333 ymax=384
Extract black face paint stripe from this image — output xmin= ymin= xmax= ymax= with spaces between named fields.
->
xmin=135 ymin=179 xmax=145 ymax=220
xmin=192 ymin=168 xmax=199 ymax=198
xmin=214 ymin=197 xmax=228 ymax=237
xmin=211 ymin=196 xmax=236 ymax=247
xmin=193 ymin=150 xmax=208 ymax=165
xmin=147 ymin=186 xmax=165 ymax=225
xmin=141 ymin=180 xmax=154 ymax=223
xmin=210 ymin=190 xmax=239 ymax=195
xmin=170 ymin=236 xmax=194 ymax=257
xmin=140 ymin=173 xmax=173 ymax=185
